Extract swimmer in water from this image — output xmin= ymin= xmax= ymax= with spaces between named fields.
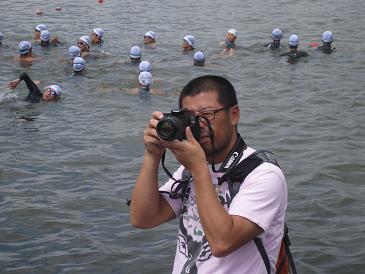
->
xmin=34 ymin=24 xmax=47 ymax=41
xmin=193 ymin=51 xmax=205 ymax=66
xmin=130 ymin=45 xmax=142 ymax=64
xmin=144 ymin=31 xmax=156 ymax=48
xmin=13 ymin=41 xmax=40 ymax=63
xmin=181 ymin=35 xmax=195 ymax=52
xmin=264 ymin=28 xmax=284 ymax=49
xmin=219 ymin=28 xmax=238 ymax=55
xmin=73 ymin=57 xmax=86 ymax=74
xmin=39 ymin=30 xmax=60 ymax=47
xmin=126 ymin=71 xmax=161 ymax=96
xmin=7 ymin=72 xmax=61 ymax=103
xmin=77 ymin=36 xmax=91 ymax=58
xmin=317 ymin=31 xmax=336 ymax=53
xmin=280 ymin=34 xmax=309 ymax=60
xmin=91 ymin=28 xmax=104 ymax=45
xmin=0 ymin=32 xmax=3 ymax=46
xmin=68 ymin=46 xmax=81 ymax=62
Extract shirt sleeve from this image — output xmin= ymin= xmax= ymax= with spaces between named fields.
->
xmin=159 ymin=165 xmax=185 ymax=217
xmin=228 ymin=163 xmax=287 ymax=232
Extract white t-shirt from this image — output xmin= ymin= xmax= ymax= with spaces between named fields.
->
xmin=160 ymin=147 xmax=288 ymax=274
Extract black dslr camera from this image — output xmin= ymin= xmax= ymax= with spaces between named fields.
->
xmin=156 ymin=109 xmax=200 ymax=141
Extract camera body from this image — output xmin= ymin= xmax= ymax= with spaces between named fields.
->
xmin=156 ymin=109 xmax=200 ymax=141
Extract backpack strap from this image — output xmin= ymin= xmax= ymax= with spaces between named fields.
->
xmin=254 ymin=238 xmax=271 ymax=274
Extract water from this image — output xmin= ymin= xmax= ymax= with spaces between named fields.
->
xmin=1 ymin=0 xmax=364 ymax=273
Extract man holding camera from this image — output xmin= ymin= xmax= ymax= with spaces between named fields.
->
xmin=130 ymin=75 xmax=287 ymax=274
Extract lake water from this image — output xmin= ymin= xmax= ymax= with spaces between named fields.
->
xmin=0 ymin=0 xmax=364 ymax=273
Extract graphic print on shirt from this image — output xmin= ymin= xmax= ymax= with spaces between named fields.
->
xmin=177 ymin=183 xmax=231 ymax=273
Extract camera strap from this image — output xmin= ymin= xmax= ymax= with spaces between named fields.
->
xmin=212 ymin=133 xmax=247 ymax=174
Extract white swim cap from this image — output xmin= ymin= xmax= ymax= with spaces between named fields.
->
xmin=40 ymin=30 xmax=51 ymax=42
xmin=130 ymin=45 xmax=142 ymax=58
xmin=272 ymin=28 xmax=283 ymax=40
xmin=144 ymin=31 xmax=156 ymax=40
xmin=322 ymin=31 xmax=333 ymax=43
xmin=79 ymin=36 xmax=91 ymax=47
xmin=48 ymin=85 xmax=62 ymax=96
xmin=73 ymin=57 xmax=86 ymax=72
xmin=139 ymin=60 xmax=152 ymax=72
xmin=138 ymin=71 xmax=153 ymax=87
xmin=68 ymin=46 xmax=81 ymax=59
xmin=227 ymin=28 xmax=238 ymax=37
xmin=19 ymin=41 xmax=32 ymax=54
xmin=194 ymin=51 xmax=205 ymax=63
xmin=35 ymin=24 xmax=47 ymax=32
xmin=288 ymin=34 xmax=299 ymax=47
xmin=93 ymin=28 xmax=104 ymax=38
xmin=184 ymin=35 xmax=196 ymax=48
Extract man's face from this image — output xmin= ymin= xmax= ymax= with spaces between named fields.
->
xmin=181 ymin=40 xmax=192 ymax=50
xmin=181 ymin=91 xmax=239 ymax=162
xmin=91 ymin=32 xmax=101 ymax=43
xmin=77 ymin=39 xmax=89 ymax=52
xmin=42 ymin=87 xmax=58 ymax=101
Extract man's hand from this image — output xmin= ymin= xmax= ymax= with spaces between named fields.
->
xmin=144 ymin=111 xmax=166 ymax=158
xmin=163 ymin=127 xmax=206 ymax=173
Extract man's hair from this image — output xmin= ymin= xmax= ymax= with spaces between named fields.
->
xmin=178 ymin=75 xmax=238 ymax=109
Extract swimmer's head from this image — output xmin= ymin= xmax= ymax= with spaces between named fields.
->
xmin=43 ymin=85 xmax=61 ymax=101
xmin=182 ymin=35 xmax=195 ymax=50
xmin=130 ymin=45 xmax=142 ymax=62
xmin=144 ymin=31 xmax=156 ymax=44
xmin=68 ymin=46 xmax=81 ymax=60
xmin=35 ymin=24 xmax=47 ymax=39
xmin=73 ymin=57 xmax=86 ymax=73
xmin=0 ymin=32 xmax=3 ymax=44
xmin=91 ymin=28 xmax=104 ymax=43
xmin=139 ymin=60 xmax=152 ymax=73
xmin=19 ymin=41 xmax=32 ymax=55
xmin=78 ymin=36 xmax=91 ymax=51
xmin=40 ymin=30 xmax=50 ymax=42
xmin=288 ymin=34 xmax=299 ymax=48
xmin=193 ymin=51 xmax=205 ymax=66
xmin=138 ymin=71 xmax=153 ymax=88
xmin=322 ymin=31 xmax=333 ymax=43
xmin=272 ymin=28 xmax=283 ymax=41
xmin=226 ymin=29 xmax=238 ymax=43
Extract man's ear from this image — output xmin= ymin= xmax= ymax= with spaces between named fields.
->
xmin=231 ymin=105 xmax=240 ymax=126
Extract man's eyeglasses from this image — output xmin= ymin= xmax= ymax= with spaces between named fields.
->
xmin=195 ymin=105 xmax=235 ymax=121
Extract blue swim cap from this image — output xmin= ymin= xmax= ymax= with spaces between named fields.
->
xmin=138 ymin=71 xmax=153 ymax=87
xmin=68 ymin=46 xmax=81 ymax=59
xmin=19 ymin=41 xmax=32 ymax=54
xmin=40 ymin=30 xmax=51 ymax=42
xmin=48 ymin=85 xmax=62 ymax=97
xmin=79 ymin=36 xmax=91 ymax=47
xmin=322 ymin=31 xmax=333 ymax=43
xmin=130 ymin=45 xmax=142 ymax=58
xmin=288 ymin=34 xmax=299 ymax=46
xmin=184 ymin=35 xmax=196 ymax=48
xmin=73 ymin=57 xmax=86 ymax=72
xmin=35 ymin=24 xmax=47 ymax=32
xmin=194 ymin=51 xmax=205 ymax=63
xmin=272 ymin=28 xmax=283 ymax=40
xmin=139 ymin=60 xmax=152 ymax=72
xmin=93 ymin=28 xmax=104 ymax=38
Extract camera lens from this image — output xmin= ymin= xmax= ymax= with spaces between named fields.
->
xmin=156 ymin=119 xmax=177 ymax=140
